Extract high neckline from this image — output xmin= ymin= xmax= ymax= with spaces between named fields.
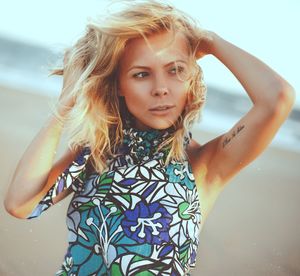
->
xmin=116 ymin=123 xmax=192 ymax=165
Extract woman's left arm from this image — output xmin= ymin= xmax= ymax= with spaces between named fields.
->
xmin=196 ymin=31 xmax=296 ymax=184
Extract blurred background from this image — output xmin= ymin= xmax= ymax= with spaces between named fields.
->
xmin=0 ymin=0 xmax=299 ymax=275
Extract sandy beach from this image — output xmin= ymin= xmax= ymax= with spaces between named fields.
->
xmin=1 ymin=85 xmax=299 ymax=276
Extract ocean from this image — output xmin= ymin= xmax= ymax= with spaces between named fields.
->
xmin=1 ymin=35 xmax=299 ymax=153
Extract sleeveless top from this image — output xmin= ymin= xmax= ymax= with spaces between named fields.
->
xmin=27 ymin=123 xmax=202 ymax=276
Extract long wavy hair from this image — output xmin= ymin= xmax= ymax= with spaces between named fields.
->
xmin=49 ymin=0 xmax=207 ymax=174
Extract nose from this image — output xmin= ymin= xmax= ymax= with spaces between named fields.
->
xmin=152 ymin=87 xmax=169 ymax=97
xmin=151 ymin=77 xmax=169 ymax=96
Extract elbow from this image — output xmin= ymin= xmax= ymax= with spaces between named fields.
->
xmin=280 ymin=81 xmax=296 ymax=102
xmin=3 ymin=198 xmax=28 ymax=219
xmin=276 ymin=85 xmax=296 ymax=115
xmin=265 ymin=84 xmax=296 ymax=118
xmin=4 ymin=200 xmax=18 ymax=218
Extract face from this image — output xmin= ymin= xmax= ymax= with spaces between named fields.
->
xmin=118 ymin=30 xmax=191 ymax=130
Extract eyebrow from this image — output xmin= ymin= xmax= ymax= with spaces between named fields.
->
xmin=127 ymin=60 xmax=187 ymax=72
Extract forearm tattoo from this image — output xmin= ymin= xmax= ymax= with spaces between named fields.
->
xmin=222 ymin=124 xmax=245 ymax=148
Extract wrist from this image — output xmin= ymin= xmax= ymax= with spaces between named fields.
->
xmin=45 ymin=112 xmax=65 ymax=130
xmin=196 ymin=30 xmax=218 ymax=59
xmin=48 ymin=103 xmax=72 ymax=128
xmin=208 ymin=32 xmax=223 ymax=56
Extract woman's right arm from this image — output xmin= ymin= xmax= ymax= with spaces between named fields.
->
xmin=3 ymin=109 xmax=78 ymax=219
xmin=4 ymin=49 xmax=85 ymax=219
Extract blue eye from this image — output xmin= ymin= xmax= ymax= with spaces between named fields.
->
xmin=133 ymin=72 xmax=149 ymax=78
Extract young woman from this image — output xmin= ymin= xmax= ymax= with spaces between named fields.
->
xmin=4 ymin=0 xmax=295 ymax=275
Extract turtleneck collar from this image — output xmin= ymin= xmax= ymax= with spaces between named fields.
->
xmin=121 ymin=127 xmax=173 ymax=163
xmin=115 ymin=118 xmax=192 ymax=165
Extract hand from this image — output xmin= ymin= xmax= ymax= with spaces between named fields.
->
xmin=195 ymin=30 xmax=216 ymax=60
xmin=57 ymin=49 xmax=82 ymax=115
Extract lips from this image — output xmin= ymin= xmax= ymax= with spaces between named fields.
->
xmin=149 ymin=105 xmax=175 ymax=111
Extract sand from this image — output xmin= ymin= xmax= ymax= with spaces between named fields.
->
xmin=1 ymin=85 xmax=299 ymax=276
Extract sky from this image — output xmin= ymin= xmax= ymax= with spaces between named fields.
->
xmin=0 ymin=0 xmax=299 ymax=107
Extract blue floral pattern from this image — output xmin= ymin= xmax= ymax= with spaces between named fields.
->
xmin=27 ymin=124 xmax=202 ymax=275
xmin=121 ymin=200 xmax=173 ymax=245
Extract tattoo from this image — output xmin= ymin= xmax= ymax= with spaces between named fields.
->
xmin=222 ymin=124 xmax=245 ymax=148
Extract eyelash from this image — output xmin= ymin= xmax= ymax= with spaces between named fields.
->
xmin=133 ymin=66 xmax=185 ymax=78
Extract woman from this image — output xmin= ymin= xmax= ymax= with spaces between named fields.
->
xmin=4 ymin=0 xmax=295 ymax=275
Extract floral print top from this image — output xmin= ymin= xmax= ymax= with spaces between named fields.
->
xmin=27 ymin=124 xmax=202 ymax=276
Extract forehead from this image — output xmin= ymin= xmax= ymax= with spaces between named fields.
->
xmin=120 ymin=31 xmax=189 ymax=68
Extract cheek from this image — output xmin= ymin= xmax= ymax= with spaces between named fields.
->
xmin=120 ymin=77 xmax=151 ymax=97
xmin=128 ymin=81 xmax=153 ymax=95
xmin=123 ymin=90 xmax=147 ymax=112
xmin=176 ymin=83 xmax=189 ymax=103
xmin=121 ymin=81 xmax=153 ymax=108
xmin=127 ymin=95 xmax=145 ymax=109
xmin=123 ymin=85 xmax=146 ymax=101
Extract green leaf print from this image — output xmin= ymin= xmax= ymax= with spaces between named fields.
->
xmin=179 ymin=239 xmax=191 ymax=265
xmin=78 ymin=201 xmax=96 ymax=211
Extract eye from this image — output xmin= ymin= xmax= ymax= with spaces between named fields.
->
xmin=133 ymin=72 xmax=149 ymax=78
xmin=170 ymin=66 xmax=185 ymax=74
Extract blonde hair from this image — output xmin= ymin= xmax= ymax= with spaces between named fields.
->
xmin=49 ymin=0 xmax=207 ymax=174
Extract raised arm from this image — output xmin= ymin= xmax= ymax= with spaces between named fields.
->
xmin=4 ymin=112 xmax=72 ymax=218
xmin=3 ymin=50 xmax=82 ymax=218
xmin=194 ymin=31 xmax=296 ymax=187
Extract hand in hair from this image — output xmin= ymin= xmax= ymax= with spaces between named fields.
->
xmin=195 ymin=30 xmax=216 ymax=60
xmin=56 ymin=49 xmax=82 ymax=116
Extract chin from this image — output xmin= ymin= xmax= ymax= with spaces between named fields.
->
xmin=138 ymin=120 xmax=176 ymax=131
xmin=132 ymin=112 xmax=182 ymax=130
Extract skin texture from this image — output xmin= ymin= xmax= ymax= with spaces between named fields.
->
xmin=118 ymin=30 xmax=191 ymax=130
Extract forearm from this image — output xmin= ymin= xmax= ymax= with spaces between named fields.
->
xmin=209 ymin=32 xmax=294 ymax=107
xmin=4 ymin=110 xmax=67 ymax=211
